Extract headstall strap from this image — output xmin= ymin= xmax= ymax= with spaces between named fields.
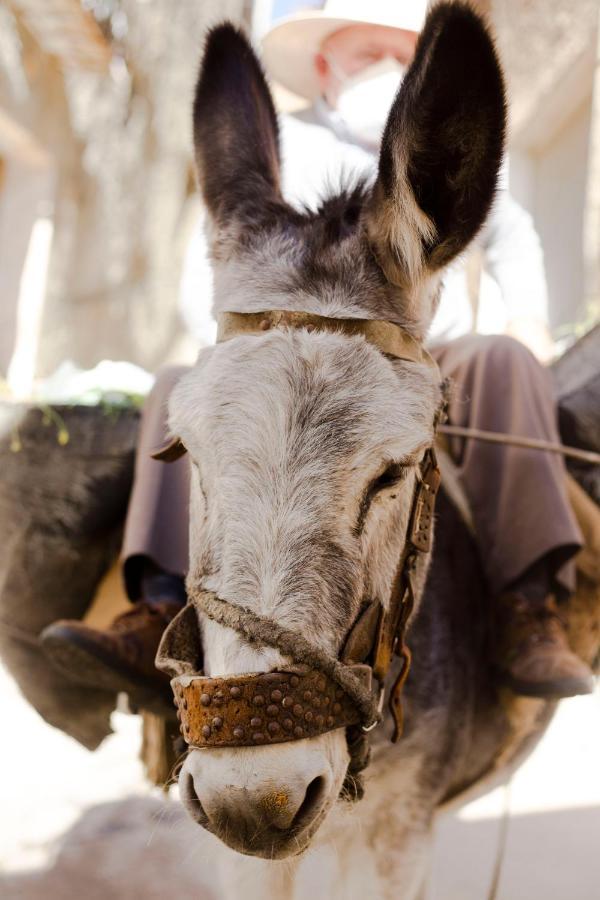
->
xmin=370 ymin=446 xmax=441 ymax=742
xmin=216 ymin=310 xmax=436 ymax=367
xmin=155 ymin=308 xmax=443 ymax=775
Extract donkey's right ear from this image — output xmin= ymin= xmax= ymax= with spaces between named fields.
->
xmin=193 ymin=24 xmax=282 ymax=232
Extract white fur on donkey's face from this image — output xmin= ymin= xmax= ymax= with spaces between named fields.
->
xmin=169 ymin=327 xmax=439 ymax=855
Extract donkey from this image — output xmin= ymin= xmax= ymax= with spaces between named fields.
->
xmin=155 ymin=4 xmax=599 ymax=899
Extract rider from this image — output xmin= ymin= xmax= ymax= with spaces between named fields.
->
xmin=42 ymin=0 xmax=593 ymax=705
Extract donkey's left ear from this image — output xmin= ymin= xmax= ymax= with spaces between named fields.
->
xmin=151 ymin=436 xmax=187 ymax=463
xmin=193 ymin=23 xmax=283 ymax=233
xmin=366 ymin=2 xmax=505 ymax=287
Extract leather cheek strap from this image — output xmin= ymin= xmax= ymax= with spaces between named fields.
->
xmin=172 ymin=667 xmax=371 ymax=748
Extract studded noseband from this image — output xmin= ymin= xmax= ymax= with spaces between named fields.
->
xmin=170 ymin=667 xmax=366 ymax=749
xmin=154 ymin=310 xmax=442 ymax=791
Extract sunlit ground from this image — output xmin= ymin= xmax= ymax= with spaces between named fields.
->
xmin=429 ymin=689 xmax=600 ymax=899
xmin=0 ymin=660 xmax=598 ymax=898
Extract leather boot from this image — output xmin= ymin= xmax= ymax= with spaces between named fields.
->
xmin=41 ymin=599 xmax=182 ymax=715
xmin=495 ymin=593 xmax=595 ymax=699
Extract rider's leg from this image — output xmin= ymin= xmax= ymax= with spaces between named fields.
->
xmin=121 ymin=364 xmax=191 ymax=603
xmin=41 ymin=366 xmax=191 ymax=705
xmin=432 ymin=334 xmax=593 ymax=698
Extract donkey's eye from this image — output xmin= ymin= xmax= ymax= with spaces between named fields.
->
xmin=354 ymin=462 xmax=409 ymax=536
xmin=370 ymin=462 xmax=408 ymax=494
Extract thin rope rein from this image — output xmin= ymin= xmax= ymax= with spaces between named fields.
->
xmin=438 ymin=424 xmax=600 ymax=466
xmin=487 ymin=776 xmax=513 ymax=900
xmin=188 ymin=587 xmax=380 ymax=728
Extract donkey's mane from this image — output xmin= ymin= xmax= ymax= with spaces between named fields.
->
xmin=209 ymin=174 xmax=414 ymax=330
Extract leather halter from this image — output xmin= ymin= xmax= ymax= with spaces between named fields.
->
xmin=154 ymin=310 xmax=442 ymax=766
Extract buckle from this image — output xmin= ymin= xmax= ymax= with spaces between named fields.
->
xmin=361 ymin=682 xmax=385 ymax=733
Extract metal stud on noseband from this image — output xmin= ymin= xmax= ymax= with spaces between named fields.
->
xmin=155 ymin=310 xmax=443 ymax=797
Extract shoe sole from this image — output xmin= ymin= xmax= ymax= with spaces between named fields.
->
xmin=41 ymin=625 xmax=175 ymax=717
xmin=502 ymin=671 xmax=595 ymax=700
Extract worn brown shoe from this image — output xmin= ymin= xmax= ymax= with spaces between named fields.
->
xmin=495 ymin=593 xmax=595 ymax=699
xmin=41 ymin=599 xmax=182 ymax=714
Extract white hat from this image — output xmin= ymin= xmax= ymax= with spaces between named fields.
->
xmin=262 ymin=0 xmax=429 ymax=101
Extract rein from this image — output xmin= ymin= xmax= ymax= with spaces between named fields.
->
xmin=154 ymin=309 xmax=443 ymax=793
xmin=438 ymin=423 xmax=600 ymax=466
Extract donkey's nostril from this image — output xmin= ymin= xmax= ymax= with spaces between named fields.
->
xmin=290 ymin=775 xmax=327 ymax=832
xmin=180 ymin=770 xmax=209 ymax=826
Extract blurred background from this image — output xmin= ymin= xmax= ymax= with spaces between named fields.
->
xmin=0 ymin=0 xmax=599 ymax=394
xmin=0 ymin=1 xmax=599 ymax=898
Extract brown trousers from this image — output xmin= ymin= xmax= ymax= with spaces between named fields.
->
xmin=121 ymin=336 xmax=582 ymax=600
xmin=122 ymin=365 xmax=191 ymax=600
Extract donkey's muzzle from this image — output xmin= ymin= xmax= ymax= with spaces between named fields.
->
xmin=180 ymin=746 xmax=333 ymax=858
xmin=172 ymin=667 xmax=369 ymax=748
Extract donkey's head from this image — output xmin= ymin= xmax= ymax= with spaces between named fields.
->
xmin=166 ymin=1 xmax=504 ymax=859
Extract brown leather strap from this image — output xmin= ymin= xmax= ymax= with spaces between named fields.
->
xmin=373 ymin=449 xmax=439 ymax=681
xmin=408 ymin=448 xmax=442 ymax=554
xmin=172 ymin=666 xmax=371 ymax=748
xmin=217 ymin=310 xmax=437 ymax=367
xmin=372 ymin=447 xmax=441 ymax=740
